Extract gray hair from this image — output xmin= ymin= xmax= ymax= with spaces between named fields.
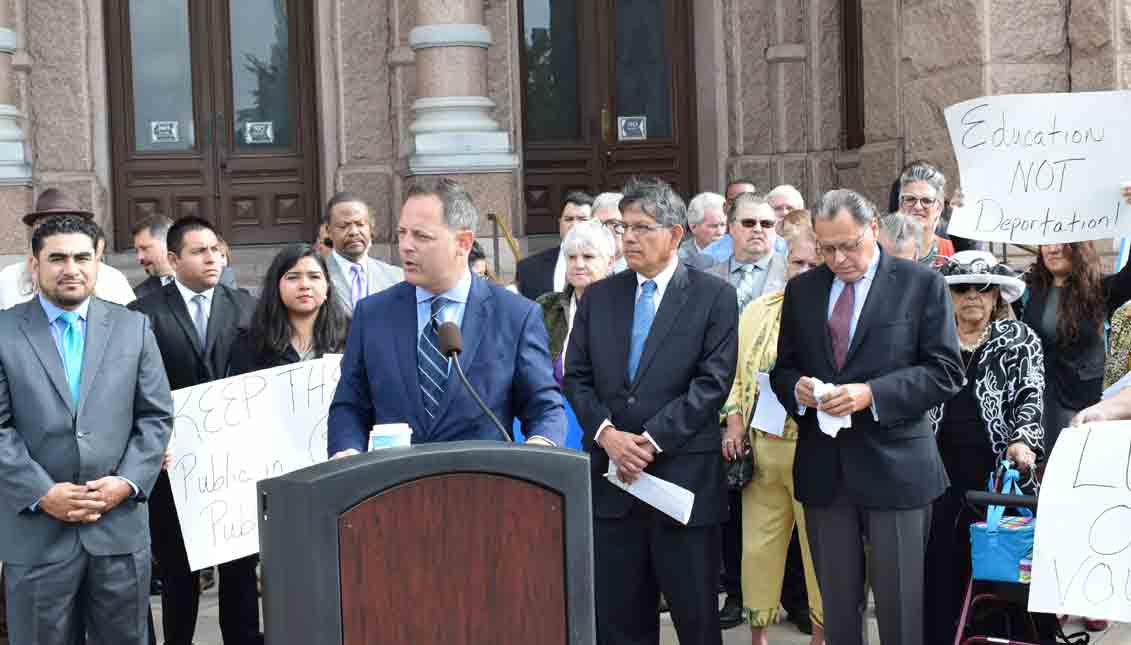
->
xmin=405 ymin=177 xmax=478 ymax=231
xmin=727 ymin=192 xmax=769 ymax=223
xmin=619 ymin=177 xmax=686 ymax=228
xmin=687 ymin=192 xmax=726 ymax=226
xmin=592 ymin=192 xmax=624 ymax=215
xmin=878 ymin=211 xmax=923 ymax=253
xmin=562 ymin=218 xmax=616 ymax=260
xmin=766 ymin=184 xmax=805 ymax=209
xmin=899 ymin=161 xmax=947 ymax=199
xmin=816 ymin=189 xmax=877 ymax=228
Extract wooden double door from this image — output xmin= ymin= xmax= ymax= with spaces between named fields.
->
xmin=519 ymin=0 xmax=696 ymax=235
xmin=106 ymin=0 xmax=318 ymax=249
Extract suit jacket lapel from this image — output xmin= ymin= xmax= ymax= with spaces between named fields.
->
xmin=613 ymin=273 xmax=636 ymax=389
xmin=391 ymin=286 xmax=425 ymax=433
xmin=76 ymin=299 xmax=113 ymax=416
xmin=631 ymin=263 xmax=690 ymax=389
xmin=327 ymin=257 xmax=352 ymax=313
xmin=204 ymin=288 xmax=235 ymax=354
xmin=165 ymin=286 xmax=204 ymax=360
xmin=844 ymin=251 xmax=892 ymax=365
xmin=19 ymin=301 xmax=74 ymax=413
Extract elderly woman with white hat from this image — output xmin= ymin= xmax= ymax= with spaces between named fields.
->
xmin=922 ymin=250 xmax=1046 ymax=645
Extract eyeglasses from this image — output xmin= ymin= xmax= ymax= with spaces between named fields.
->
xmin=816 ymin=230 xmax=869 ymax=258
xmin=738 ymin=218 xmax=776 ymax=229
xmin=949 ymin=283 xmax=994 ymax=295
xmin=900 ymin=195 xmax=938 ymax=209
xmin=603 ymin=220 xmax=626 ymax=235
xmin=623 ymin=222 xmax=669 ymax=235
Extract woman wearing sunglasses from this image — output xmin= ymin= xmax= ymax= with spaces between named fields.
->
xmin=924 ymin=251 xmax=1046 ymax=645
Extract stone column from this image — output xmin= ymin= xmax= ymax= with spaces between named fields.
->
xmin=407 ymin=0 xmax=518 ymax=174
xmin=0 ymin=0 xmax=28 ymax=185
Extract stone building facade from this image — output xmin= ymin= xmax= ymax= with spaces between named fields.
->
xmin=0 ymin=0 xmax=1127 ymax=270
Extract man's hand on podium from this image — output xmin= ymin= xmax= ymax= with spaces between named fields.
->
xmin=331 ymin=449 xmax=360 ymax=460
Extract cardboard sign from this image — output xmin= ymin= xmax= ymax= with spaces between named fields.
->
xmin=1029 ymin=423 xmax=1131 ymax=621
xmin=168 ymin=357 xmax=339 ymax=570
xmin=945 ymin=91 xmax=1131 ymax=244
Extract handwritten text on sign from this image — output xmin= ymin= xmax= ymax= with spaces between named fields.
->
xmin=169 ymin=357 xmax=338 ymax=570
xmin=1030 ymin=423 xmax=1131 ymax=622
xmin=944 ymin=91 xmax=1131 ymax=244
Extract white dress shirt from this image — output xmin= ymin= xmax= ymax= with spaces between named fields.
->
xmin=175 ymin=279 xmax=215 ymax=330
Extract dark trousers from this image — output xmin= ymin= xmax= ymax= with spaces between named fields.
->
xmin=780 ymin=529 xmax=808 ymax=617
xmin=150 ymin=472 xmax=263 ymax=645
xmin=595 ymin=501 xmax=722 ymax=645
xmin=805 ymin=498 xmax=931 ymax=645
xmin=720 ymin=489 xmax=742 ymax=601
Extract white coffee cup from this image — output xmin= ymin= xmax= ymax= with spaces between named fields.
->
xmin=369 ymin=423 xmax=413 ymax=450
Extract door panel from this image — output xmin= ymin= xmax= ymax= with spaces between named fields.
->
xmin=519 ymin=0 xmax=694 ymax=235
xmin=107 ymin=0 xmax=318 ymax=249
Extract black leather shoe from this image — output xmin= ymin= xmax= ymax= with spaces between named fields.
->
xmin=788 ymin=610 xmax=813 ymax=635
xmin=718 ymin=597 xmax=744 ymax=630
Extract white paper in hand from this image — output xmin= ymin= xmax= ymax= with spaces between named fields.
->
xmin=604 ymin=460 xmax=695 ymax=525
xmin=812 ymin=379 xmax=851 ymax=437
xmin=751 ymin=372 xmax=787 ymax=436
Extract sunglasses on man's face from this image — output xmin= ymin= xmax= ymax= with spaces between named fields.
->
xmin=949 ymin=283 xmax=994 ymax=295
xmin=737 ymin=218 xmax=776 ymax=229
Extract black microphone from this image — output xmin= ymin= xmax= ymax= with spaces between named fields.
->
xmin=436 ymin=322 xmax=513 ymax=442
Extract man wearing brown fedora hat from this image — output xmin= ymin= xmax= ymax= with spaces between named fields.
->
xmin=0 ymin=188 xmax=136 ymax=310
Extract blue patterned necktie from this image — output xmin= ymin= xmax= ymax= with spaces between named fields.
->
xmin=59 ymin=311 xmax=84 ymax=405
xmin=627 ymin=280 xmax=657 ymax=382
xmin=735 ymin=263 xmax=757 ymax=312
xmin=418 ymin=297 xmax=450 ymax=420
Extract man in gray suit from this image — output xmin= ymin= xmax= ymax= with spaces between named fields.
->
xmin=0 ymin=214 xmax=173 ymax=644
xmin=323 ymin=191 xmax=404 ymax=313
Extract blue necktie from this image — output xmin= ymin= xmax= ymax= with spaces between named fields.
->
xmin=418 ymin=297 xmax=450 ymax=420
xmin=59 ymin=311 xmax=84 ymax=405
xmin=627 ymin=280 xmax=657 ymax=382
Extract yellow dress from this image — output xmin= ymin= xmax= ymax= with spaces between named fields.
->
xmin=721 ymin=291 xmax=824 ymax=628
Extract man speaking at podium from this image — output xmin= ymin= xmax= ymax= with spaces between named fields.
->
xmin=328 ymin=177 xmax=565 ymax=455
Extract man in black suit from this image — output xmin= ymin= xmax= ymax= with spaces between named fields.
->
xmin=515 ymin=191 xmax=593 ymax=300
xmin=565 ymin=177 xmax=738 ymax=645
xmin=132 ymin=215 xmax=237 ymax=299
xmin=770 ymin=189 xmax=963 ymax=645
xmin=130 ymin=216 xmax=261 ymax=645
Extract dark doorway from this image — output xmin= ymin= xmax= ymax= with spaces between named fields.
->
xmin=105 ymin=0 xmax=319 ymax=249
xmin=519 ymin=0 xmax=697 ymax=235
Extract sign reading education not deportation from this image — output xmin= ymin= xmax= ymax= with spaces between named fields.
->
xmin=944 ymin=90 xmax=1131 ymax=244
xmin=168 ymin=357 xmax=339 ymax=570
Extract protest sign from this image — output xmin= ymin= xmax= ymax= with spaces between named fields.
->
xmin=944 ymin=91 xmax=1131 ymax=244
xmin=168 ymin=357 xmax=339 ymax=570
xmin=1029 ymin=422 xmax=1131 ymax=621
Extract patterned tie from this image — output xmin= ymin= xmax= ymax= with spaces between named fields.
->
xmin=59 ymin=311 xmax=84 ymax=405
xmin=828 ymin=281 xmax=856 ymax=369
xmin=418 ymin=297 xmax=450 ymax=420
xmin=350 ymin=264 xmax=365 ymax=309
xmin=192 ymin=294 xmax=209 ymax=348
xmin=734 ymin=263 xmax=757 ymax=312
xmin=627 ymin=280 xmax=657 ymax=382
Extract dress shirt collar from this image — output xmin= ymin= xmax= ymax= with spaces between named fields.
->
xmin=636 ymin=253 xmax=680 ymax=299
xmin=416 ymin=269 xmax=472 ymax=307
xmin=731 ymin=252 xmax=773 ymax=274
xmin=39 ymin=292 xmax=90 ymax=325
xmin=332 ymin=249 xmax=365 ymax=278
xmin=174 ymin=278 xmax=215 ymax=309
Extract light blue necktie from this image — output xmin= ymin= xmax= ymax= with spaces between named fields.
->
xmin=627 ymin=280 xmax=657 ymax=382
xmin=59 ymin=311 xmax=84 ymax=405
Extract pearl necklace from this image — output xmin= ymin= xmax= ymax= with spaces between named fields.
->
xmin=959 ymin=324 xmax=991 ymax=353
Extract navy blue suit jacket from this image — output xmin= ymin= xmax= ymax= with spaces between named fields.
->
xmin=328 ymin=275 xmax=566 ymax=453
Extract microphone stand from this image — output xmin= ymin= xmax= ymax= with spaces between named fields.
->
xmin=449 ymin=353 xmax=514 ymax=443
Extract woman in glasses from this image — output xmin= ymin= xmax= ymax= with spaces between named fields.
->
xmin=897 ymin=161 xmax=955 ymax=267
xmin=925 ymin=251 xmax=1045 ymax=645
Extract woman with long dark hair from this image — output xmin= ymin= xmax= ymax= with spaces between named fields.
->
xmin=228 ymin=243 xmax=350 ymax=375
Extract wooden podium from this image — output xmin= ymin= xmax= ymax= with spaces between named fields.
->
xmin=257 ymin=441 xmax=595 ymax=644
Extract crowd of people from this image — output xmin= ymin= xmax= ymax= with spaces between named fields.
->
xmin=1 ymin=165 xmax=1131 ymax=645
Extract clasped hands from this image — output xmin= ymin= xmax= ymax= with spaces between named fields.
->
xmin=795 ymin=377 xmax=873 ymax=418
xmin=38 ymin=477 xmax=133 ymax=524
xmin=598 ymin=427 xmax=656 ymax=484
